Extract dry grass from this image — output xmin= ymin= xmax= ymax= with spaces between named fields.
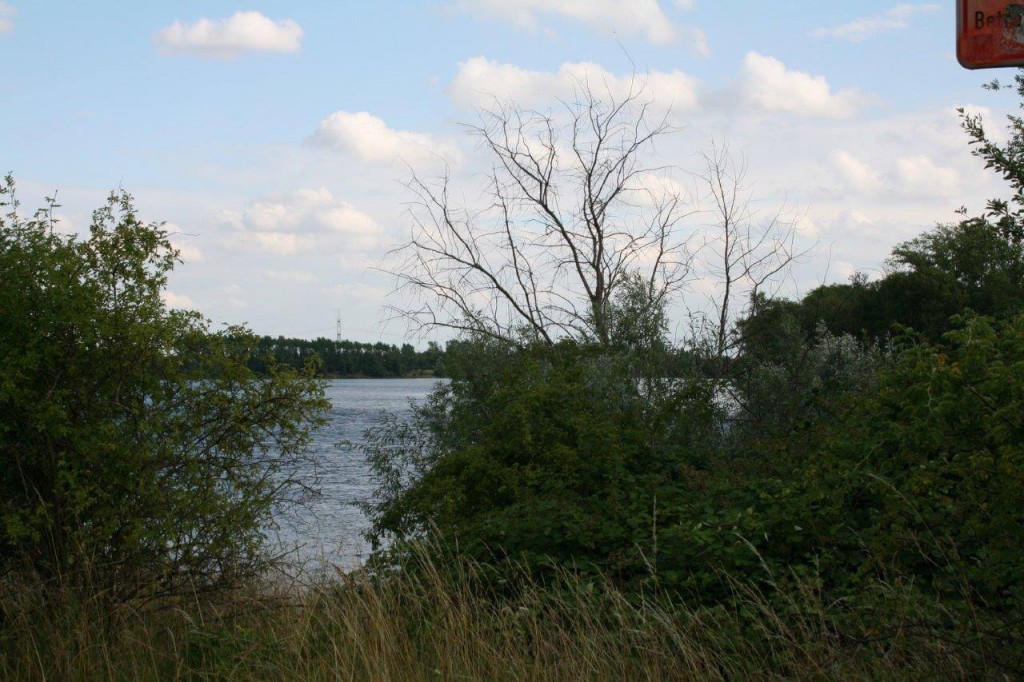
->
xmin=0 ymin=549 xmax=1009 ymax=681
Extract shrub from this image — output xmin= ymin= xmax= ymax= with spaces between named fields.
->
xmin=363 ymin=337 xmax=720 ymax=588
xmin=0 ymin=176 xmax=328 ymax=599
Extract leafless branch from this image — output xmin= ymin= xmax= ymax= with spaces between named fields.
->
xmin=386 ymin=78 xmax=696 ymax=346
xmin=692 ymin=142 xmax=814 ymax=360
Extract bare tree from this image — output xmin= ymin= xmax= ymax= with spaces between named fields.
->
xmin=690 ymin=143 xmax=809 ymax=360
xmin=388 ymin=80 xmax=695 ymax=347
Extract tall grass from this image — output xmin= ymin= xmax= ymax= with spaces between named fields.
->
xmin=0 ymin=547 xmax=1010 ymax=680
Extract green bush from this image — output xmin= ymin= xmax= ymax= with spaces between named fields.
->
xmin=364 ymin=337 xmax=720 ymax=587
xmin=801 ymin=315 xmax=1024 ymax=609
xmin=0 ymin=177 xmax=328 ymax=598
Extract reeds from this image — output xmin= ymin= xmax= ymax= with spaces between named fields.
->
xmin=0 ymin=546 xmax=1008 ymax=680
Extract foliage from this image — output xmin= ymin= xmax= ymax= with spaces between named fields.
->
xmin=364 ymin=335 xmax=720 ymax=586
xmin=960 ymin=71 xmax=1024 ymax=241
xmin=756 ymin=213 xmax=1024 ymax=344
xmin=0 ymin=176 xmax=328 ymax=598
xmin=801 ymin=314 xmax=1024 ymax=612
xmin=728 ymin=300 xmax=880 ymax=460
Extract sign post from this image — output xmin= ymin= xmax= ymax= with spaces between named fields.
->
xmin=958 ymin=0 xmax=1024 ymax=68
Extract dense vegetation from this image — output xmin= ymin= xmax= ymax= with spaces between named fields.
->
xmin=5 ymin=76 xmax=1024 ymax=679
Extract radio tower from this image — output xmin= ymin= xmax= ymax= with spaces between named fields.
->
xmin=335 ymin=309 xmax=343 ymax=344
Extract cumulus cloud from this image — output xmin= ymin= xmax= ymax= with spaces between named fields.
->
xmin=688 ymin=26 xmax=710 ymax=57
xmin=161 ymin=291 xmax=195 ymax=309
xmin=795 ymin=214 xmax=820 ymax=238
xmin=153 ymin=11 xmax=302 ymax=58
xmin=831 ymin=150 xmax=883 ymax=193
xmin=320 ymin=282 xmax=389 ymax=303
xmin=310 ymin=111 xmax=459 ymax=165
xmin=165 ymin=222 xmax=204 ymax=262
xmin=170 ymin=239 xmax=204 ymax=262
xmin=450 ymin=0 xmax=680 ymax=44
xmin=829 ymin=150 xmax=960 ymax=198
xmin=957 ymin=103 xmax=1006 ymax=143
xmin=811 ymin=4 xmax=940 ymax=43
xmin=896 ymin=155 xmax=960 ymax=197
xmin=223 ymin=283 xmax=246 ymax=308
xmin=739 ymin=52 xmax=866 ymax=118
xmin=223 ymin=188 xmax=382 ymax=256
xmin=819 ymin=208 xmax=892 ymax=242
xmin=0 ymin=2 xmax=15 ymax=34
xmin=632 ymin=173 xmax=693 ymax=209
xmin=449 ymin=56 xmax=700 ymax=112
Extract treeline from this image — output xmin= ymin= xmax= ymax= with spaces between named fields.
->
xmin=248 ymin=335 xmax=694 ymax=378
xmin=248 ymin=337 xmax=446 ymax=377
xmin=741 ymin=215 xmax=1024 ymax=349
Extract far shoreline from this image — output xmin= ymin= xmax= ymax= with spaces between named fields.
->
xmin=322 ymin=371 xmax=442 ymax=380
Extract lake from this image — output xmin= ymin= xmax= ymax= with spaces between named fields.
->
xmin=271 ymin=377 xmax=443 ymax=570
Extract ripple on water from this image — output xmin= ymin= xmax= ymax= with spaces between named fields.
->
xmin=270 ymin=377 xmax=443 ymax=571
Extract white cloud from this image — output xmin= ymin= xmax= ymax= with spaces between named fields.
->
xmin=449 ymin=56 xmax=700 ymax=112
xmin=811 ymin=4 xmax=940 ymax=43
xmin=819 ymin=208 xmax=892 ymax=242
xmin=451 ymin=0 xmax=679 ymax=44
xmin=223 ymin=188 xmax=382 ymax=256
xmin=223 ymin=284 xmax=246 ymax=308
xmin=831 ymin=260 xmax=857 ymax=280
xmin=0 ymin=2 xmax=15 ymax=34
xmin=828 ymin=149 xmax=960 ymax=199
xmin=321 ymin=282 xmax=389 ymax=303
xmin=739 ymin=52 xmax=866 ymax=118
xmin=957 ymin=103 xmax=1005 ymax=143
xmin=831 ymin=150 xmax=882 ymax=193
xmin=688 ymin=26 xmax=710 ymax=57
xmin=50 ymin=213 xmax=76 ymax=235
xmin=171 ymin=239 xmax=204 ymax=262
xmin=153 ymin=11 xmax=302 ymax=58
xmin=165 ymin=222 xmax=204 ymax=262
xmin=161 ymin=291 xmax=195 ymax=309
xmin=633 ymin=173 xmax=692 ymax=208
xmin=896 ymin=155 xmax=960 ymax=197
xmin=310 ymin=111 xmax=459 ymax=165
xmin=795 ymin=214 xmax=820 ymax=238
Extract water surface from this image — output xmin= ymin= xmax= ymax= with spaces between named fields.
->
xmin=272 ymin=377 xmax=441 ymax=569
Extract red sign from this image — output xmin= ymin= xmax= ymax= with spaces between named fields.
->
xmin=958 ymin=0 xmax=1024 ymax=68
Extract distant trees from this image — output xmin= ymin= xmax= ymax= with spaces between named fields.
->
xmin=0 ymin=178 xmax=327 ymax=599
xmin=249 ymin=337 xmax=445 ymax=377
xmin=745 ymin=211 xmax=1024 ymax=346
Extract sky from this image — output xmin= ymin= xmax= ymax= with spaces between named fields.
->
xmin=0 ymin=1 xmax=1018 ymax=344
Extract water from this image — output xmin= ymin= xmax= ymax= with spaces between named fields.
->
xmin=271 ymin=377 xmax=442 ymax=570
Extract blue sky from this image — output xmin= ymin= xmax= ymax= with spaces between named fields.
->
xmin=0 ymin=2 xmax=1015 ymax=342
